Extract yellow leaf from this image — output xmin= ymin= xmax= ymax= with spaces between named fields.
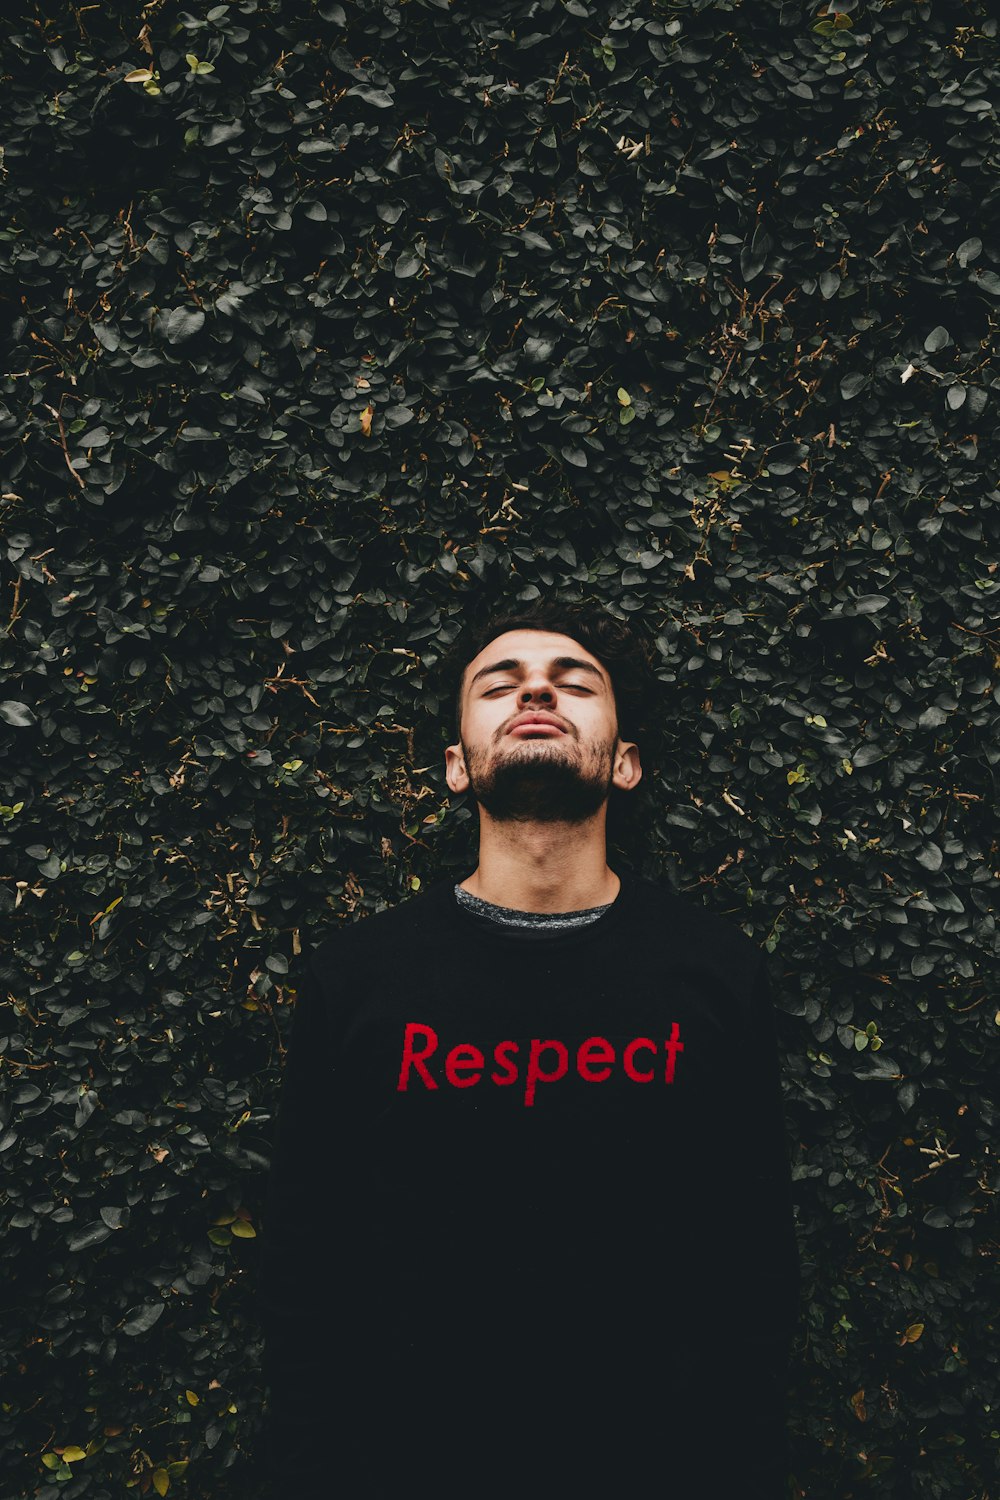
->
xmin=185 ymin=1390 xmax=200 ymax=1406
xmin=231 ymin=1220 xmax=256 ymax=1238
xmin=124 ymin=69 xmax=153 ymax=82
xmin=359 ymin=404 xmax=374 ymax=436
xmin=903 ymin=1322 xmax=924 ymax=1342
xmin=185 ymin=54 xmax=199 ymax=68
xmin=708 ymin=469 xmax=732 ymax=481
xmin=153 ymin=1468 xmax=170 ymax=1496
xmin=62 ymin=1447 xmax=87 ymax=1463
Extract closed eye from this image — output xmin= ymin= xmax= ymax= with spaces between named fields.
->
xmin=484 ymin=685 xmax=592 ymax=694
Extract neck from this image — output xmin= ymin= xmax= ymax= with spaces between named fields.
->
xmin=459 ymin=813 xmax=620 ymax=913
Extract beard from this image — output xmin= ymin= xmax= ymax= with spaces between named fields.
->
xmin=460 ymin=731 xmax=618 ymax=824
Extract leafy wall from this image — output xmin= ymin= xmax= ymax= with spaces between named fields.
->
xmin=1 ymin=0 xmax=998 ymax=1495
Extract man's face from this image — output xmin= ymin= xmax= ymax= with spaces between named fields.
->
xmin=444 ymin=629 xmax=641 ymax=823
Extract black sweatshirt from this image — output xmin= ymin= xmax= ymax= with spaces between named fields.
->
xmin=256 ymin=869 xmax=801 ymax=1498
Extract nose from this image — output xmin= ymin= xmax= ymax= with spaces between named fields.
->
xmin=518 ymin=675 xmax=555 ymax=705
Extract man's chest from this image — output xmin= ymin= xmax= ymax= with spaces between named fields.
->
xmin=328 ymin=946 xmax=747 ymax=1157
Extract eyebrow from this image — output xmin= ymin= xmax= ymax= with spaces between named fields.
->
xmin=468 ymin=656 xmax=607 ymax=689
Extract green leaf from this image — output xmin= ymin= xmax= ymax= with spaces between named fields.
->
xmin=0 ymin=700 xmax=36 ymax=727
xmin=203 ymin=121 xmax=242 ymax=148
xmin=839 ymin=371 xmax=867 ymax=400
xmin=853 ymin=595 xmax=890 ymax=614
xmin=957 ymin=236 xmax=982 ymax=267
xmin=122 ymin=1301 xmax=165 ymax=1336
xmin=164 ymin=307 xmax=206 ymax=344
xmin=916 ymin=842 xmax=943 ymax=872
xmin=348 ymin=85 xmax=395 ymax=107
xmin=67 ymin=1221 xmax=113 ymax=1253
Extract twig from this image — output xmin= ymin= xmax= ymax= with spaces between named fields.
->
xmin=43 ymin=404 xmax=85 ymax=489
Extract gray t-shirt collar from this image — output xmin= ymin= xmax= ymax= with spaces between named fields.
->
xmin=453 ymin=883 xmax=613 ymax=932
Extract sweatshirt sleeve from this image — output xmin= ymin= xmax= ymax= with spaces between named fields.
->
xmin=727 ymin=949 xmax=802 ymax=1495
xmin=256 ymin=947 xmax=332 ymax=1492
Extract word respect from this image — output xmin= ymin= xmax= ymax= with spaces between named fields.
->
xmin=396 ymin=1021 xmax=685 ymax=1108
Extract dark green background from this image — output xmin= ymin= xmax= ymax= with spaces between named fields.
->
xmin=1 ymin=0 xmax=997 ymax=1495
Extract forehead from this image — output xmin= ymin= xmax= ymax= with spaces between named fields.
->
xmin=463 ymin=630 xmax=607 ymax=690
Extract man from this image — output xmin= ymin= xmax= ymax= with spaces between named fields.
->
xmin=257 ymin=600 xmax=801 ymax=1498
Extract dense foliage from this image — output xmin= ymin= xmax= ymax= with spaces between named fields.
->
xmin=1 ymin=0 xmax=997 ymax=1495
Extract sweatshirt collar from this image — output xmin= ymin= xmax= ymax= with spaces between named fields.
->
xmin=426 ymin=866 xmax=638 ymax=948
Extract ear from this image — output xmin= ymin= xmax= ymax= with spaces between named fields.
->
xmin=612 ymin=741 xmax=642 ymax=792
xmin=445 ymin=742 xmax=470 ymax=794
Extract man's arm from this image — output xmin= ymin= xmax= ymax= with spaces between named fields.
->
xmin=256 ymin=950 xmax=332 ymax=1491
xmin=730 ymin=949 xmax=802 ymax=1493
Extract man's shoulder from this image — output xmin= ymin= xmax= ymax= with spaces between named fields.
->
xmin=633 ymin=873 xmax=762 ymax=967
xmin=303 ymin=880 xmax=444 ymax=974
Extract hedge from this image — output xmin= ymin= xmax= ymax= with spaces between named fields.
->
xmin=1 ymin=0 xmax=997 ymax=1495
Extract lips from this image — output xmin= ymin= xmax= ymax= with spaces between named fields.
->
xmin=508 ymin=712 xmax=567 ymax=739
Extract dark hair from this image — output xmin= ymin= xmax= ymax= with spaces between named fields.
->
xmin=437 ymin=597 xmax=658 ymax=750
